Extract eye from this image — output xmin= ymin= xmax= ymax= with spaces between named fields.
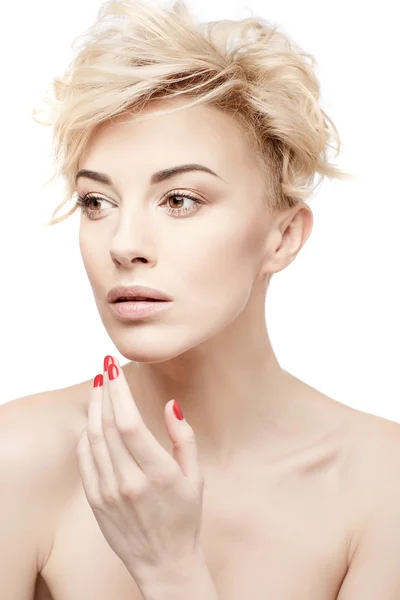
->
xmin=160 ymin=190 xmax=203 ymax=216
xmin=75 ymin=193 xmax=114 ymax=219
xmin=75 ymin=189 xmax=204 ymax=220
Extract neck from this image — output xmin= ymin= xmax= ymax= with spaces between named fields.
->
xmin=122 ymin=290 xmax=299 ymax=471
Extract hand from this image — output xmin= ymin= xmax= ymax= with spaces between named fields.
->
xmin=76 ymin=355 xmax=205 ymax=584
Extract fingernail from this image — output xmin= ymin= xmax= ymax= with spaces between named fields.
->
xmin=104 ymin=355 xmax=114 ymax=371
xmin=173 ymin=399 xmax=184 ymax=420
xmin=93 ymin=374 xmax=103 ymax=387
xmin=108 ymin=364 xmax=119 ymax=380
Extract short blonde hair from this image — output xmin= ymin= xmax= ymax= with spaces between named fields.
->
xmin=33 ymin=0 xmax=354 ymax=227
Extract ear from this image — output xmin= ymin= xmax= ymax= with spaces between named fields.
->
xmin=259 ymin=203 xmax=313 ymax=277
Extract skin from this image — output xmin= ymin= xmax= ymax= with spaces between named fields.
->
xmin=5 ymin=96 xmax=398 ymax=600
xmin=77 ymin=95 xmax=314 ymax=475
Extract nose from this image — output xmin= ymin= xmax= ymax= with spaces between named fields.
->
xmin=109 ymin=210 xmax=155 ymax=268
xmin=111 ymin=253 xmax=149 ymax=267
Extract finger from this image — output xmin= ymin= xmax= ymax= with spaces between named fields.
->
xmin=76 ymin=428 xmax=103 ymax=508
xmin=86 ymin=372 xmax=119 ymax=500
xmin=165 ymin=400 xmax=202 ymax=482
xmin=107 ymin=358 xmax=178 ymax=478
xmin=102 ymin=360 xmax=145 ymax=485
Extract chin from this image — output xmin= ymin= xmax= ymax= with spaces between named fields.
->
xmin=101 ymin=305 xmax=240 ymax=363
xmin=109 ymin=335 xmax=193 ymax=364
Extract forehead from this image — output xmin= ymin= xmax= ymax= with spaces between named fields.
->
xmin=78 ymin=98 xmax=256 ymax=177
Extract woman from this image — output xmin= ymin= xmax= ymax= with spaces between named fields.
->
xmin=2 ymin=1 xmax=400 ymax=599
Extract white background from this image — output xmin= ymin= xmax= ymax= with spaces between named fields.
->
xmin=1 ymin=0 xmax=399 ymax=422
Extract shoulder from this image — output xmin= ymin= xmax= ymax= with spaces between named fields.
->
xmin=327 ymin=398 xmax=400 ymax=499
xmin=342 ymin=406 xmax=400 ymax=485
xmin=318 ymin=397 xmax=400 ymax=590
xmin=339 ymin=406 xmax=400 ymax=559
xmin=0 ymin=382 xmax=90 ymax=571
xmin=0 ymin=382 xmax=89 ymax=465
xmin=299 ymin=385 xmax=400 ymax=551
xmin=328 ymin=406 xmax=400 ymax=598
xmin=351 ymin=407 xmax=400 ymax=497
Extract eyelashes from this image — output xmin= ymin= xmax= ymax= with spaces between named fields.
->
xmin=75 ymin=193 xmax=113 ymax=220
xmin=75 ymin=190 xmax=204 ymax=220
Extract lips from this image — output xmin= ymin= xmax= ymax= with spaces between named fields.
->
xmin=107 ymin=285 xmax=173 ymax=303
xmin=115 ymin=298 xmax=162 ymax=302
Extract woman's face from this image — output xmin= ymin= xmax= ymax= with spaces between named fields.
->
xmin=77 ymin=98 xmax=272 ymax=362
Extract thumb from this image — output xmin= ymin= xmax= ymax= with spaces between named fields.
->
xmin=164 ymin=400 xmax=201 ymax=482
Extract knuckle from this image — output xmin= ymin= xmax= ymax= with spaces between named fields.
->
xmin=120 ymin=478 xmax=147 ymax=499
xmin=87 ymin=429 xmax=104 ymax=445
xmin=150 ymin=467 xmax=179 ymax=488
xmin=117 ymin=419 xmax=143 ymax=437
xmin=101 ymin=487 xmax=119 ymax=506
xmin=173 ymin=433 xmax=196 ymax=449
xmin=88 ymin=495 xmax=104 ymax=510
xmin=102 ymin=416 xmax=118 ymax=431
xmin=183 ymin=433 xmax=197 ymax=445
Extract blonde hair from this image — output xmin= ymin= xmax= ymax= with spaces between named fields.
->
xmin=33 ymin=0 xmax=354 ymax=227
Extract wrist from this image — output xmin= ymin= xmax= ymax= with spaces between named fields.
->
xmin=137 ymin=548 xmax=218 ymax=600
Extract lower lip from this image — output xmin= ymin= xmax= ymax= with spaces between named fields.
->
xmin=109 ymin=300 xmax=171 ymax=320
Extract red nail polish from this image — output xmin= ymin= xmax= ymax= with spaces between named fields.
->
xmin=108 ymin=364 xmax=119 ymax=380
xmin=93 ymin=374 xmax=103 ymax=387
xmin=173 ymin=400 xmax=184 ymax=420
xmin=104 ymin=355 xmax=114 ymax=371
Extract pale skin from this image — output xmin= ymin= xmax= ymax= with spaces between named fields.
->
xmin=3 ymin=96 xmax=400 ymax=600
xmin=76 ymin=96 xmax=315 ymax=475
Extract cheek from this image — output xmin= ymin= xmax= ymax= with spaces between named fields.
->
xmin=174 ymin=217 xmax=264 ymax=317
xmin=79 ymin=228 xmax=104 ymax=285
xmin=182 ymin=216 xmax=263 ymax=285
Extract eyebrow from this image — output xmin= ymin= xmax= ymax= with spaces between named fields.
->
xmin=75 ymin=163 xmax=228 ymax=186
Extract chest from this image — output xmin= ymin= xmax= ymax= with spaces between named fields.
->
xmin=39 ymin=461 xmax=350 ymax=600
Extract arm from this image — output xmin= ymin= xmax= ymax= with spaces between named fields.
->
xmin=135 ymin=548 xmax=219 ymax=600
xmin=0 ymin=392 xmax=64 ymax=599
xmin=0 ymin=396 xmax=42 ymax=599
xmin=336 ymin=424 xmax=400 ymax=599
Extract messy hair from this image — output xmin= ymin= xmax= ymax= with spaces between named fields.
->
xmin=33 ymin=0 xmax=354 ymax=228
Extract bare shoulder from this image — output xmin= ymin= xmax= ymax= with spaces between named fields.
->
xmin=0 ymin=381 xmax=90 ymax=573
xmin=323 ymin=400 xmax=400 ymax=598
xmin=314 ymin=385 xmax=400 ymax=484
xmin=319 ymin=392 xmax=400 ymax=560
xmin=286 ymin=373 xmax=400 ymax=521
xmin=284 ymin=370 xmax=400 ymax=462
xmin=1 ymin=381 xmax=89 ymax=465
xmin=342 ymin=401 xmax=400 ymax=497
xmin=336 ymin=399 xmax=400 ymax=476
xmin=288 ymin=371 xmax=400 ymax=463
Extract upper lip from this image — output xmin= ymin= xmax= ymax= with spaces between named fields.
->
xmin=107 ymin=284 xmax=173 ymax=303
